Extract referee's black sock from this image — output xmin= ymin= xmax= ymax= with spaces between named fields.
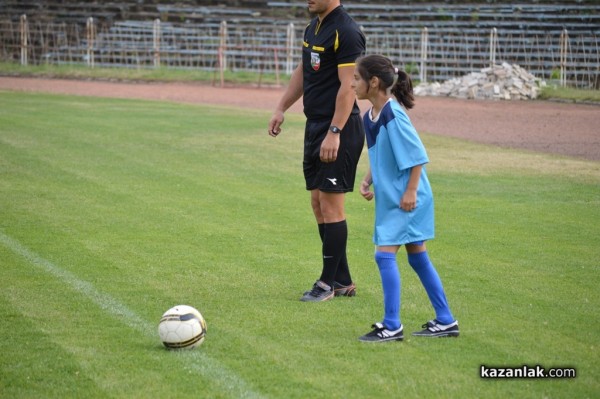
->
xmin=319 ymin=220 xmax=348 ymax=288
xmin=318 ymin=223 xmax=353 ymax=286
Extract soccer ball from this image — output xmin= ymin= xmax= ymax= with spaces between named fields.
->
xmin=158 ymin=305 xmax=207 ymax=349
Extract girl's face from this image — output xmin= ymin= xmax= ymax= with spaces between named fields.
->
xmin=352 ymin=67 xmax=369 ymax=100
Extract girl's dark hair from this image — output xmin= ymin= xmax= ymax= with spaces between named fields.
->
xmin=356 ymin=54 xmax=415 ymax=109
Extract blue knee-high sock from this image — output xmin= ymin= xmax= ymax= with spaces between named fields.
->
xmin=375 ymin=251 xmax=401 ymax=330
xmin=408 ymin=251 xmax=454 ymax=324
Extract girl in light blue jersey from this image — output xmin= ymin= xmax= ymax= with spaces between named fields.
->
xmin=352 ymin=54 xmax=459 ymax=342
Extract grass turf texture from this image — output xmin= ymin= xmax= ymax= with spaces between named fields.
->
xmin=0 ymin=91 xmax=598 ymax=398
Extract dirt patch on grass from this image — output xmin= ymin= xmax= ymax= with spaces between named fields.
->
xmin=1 ymin=76 xmax=598 ymax=161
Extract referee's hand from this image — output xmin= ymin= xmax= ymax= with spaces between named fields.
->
xmin=319 ymin=133 xmax=340 ymax=162
xmin=268 ymin=112 xmax=284 ymax=137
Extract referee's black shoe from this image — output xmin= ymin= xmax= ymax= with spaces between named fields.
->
xmin=300 ymin=280 xmax=334 ymax=302
xmin=333 ymin=281 xmax=356 ymax=297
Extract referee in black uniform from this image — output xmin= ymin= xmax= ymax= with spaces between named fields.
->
xmin=268 ymin=0 xmax=366 ymax=302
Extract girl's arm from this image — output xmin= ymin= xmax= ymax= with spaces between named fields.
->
xmin=400 ymin=164 xmax=422 ymax=211
xmin=360 ymin=168 xmax=374 ymax=201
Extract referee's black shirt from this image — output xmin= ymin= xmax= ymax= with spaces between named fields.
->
xmin=302 ymin=6 xmax=366 ymax=121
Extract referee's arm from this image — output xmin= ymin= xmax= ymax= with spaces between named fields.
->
xmin=268 ymin=62 xmax=303 ymax=137
xmin=319 ymin=64 xmax=356 ymax=162
xmin=331 ymin=64 xmax=357 ymax=130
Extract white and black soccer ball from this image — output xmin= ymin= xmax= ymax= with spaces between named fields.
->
xmin=158 ymin=305 xmax=207 ymax=349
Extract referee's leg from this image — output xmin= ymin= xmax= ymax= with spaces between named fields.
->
xmin=311 ymin=190 xmax=345 ymax=224
xmin=312 ymin=190 xmax=347 ymax=288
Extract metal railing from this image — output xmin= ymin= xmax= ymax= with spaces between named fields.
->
xmin=1 ymin=15 xmax=598 ymax=89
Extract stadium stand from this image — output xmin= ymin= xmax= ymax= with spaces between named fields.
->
xmin=0 ymin=1 xmax=598 ymax=87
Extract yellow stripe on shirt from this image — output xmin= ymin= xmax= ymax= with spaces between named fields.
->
xmin=334 ymin=30 xmax=339 ymax=52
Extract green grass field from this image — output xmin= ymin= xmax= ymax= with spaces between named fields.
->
xmin=1 ymin=91 xmax=598 ymax=398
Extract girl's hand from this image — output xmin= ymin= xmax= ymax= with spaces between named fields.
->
xmin=360 ymin=180 xmax=374 ymax=201
xmin=401 ymin=165 xmax=422 ymax=211
xmin=400 ymin=189 xmax=417 ymax=211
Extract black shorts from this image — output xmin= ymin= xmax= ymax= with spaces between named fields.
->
xmin=303 ymin=113 xmax=365 ymax=193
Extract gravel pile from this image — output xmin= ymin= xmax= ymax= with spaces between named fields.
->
xmin=414 ymin=63 xmax=546 ymax=100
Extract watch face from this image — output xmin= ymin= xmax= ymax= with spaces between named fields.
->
xmin=330 ymin=126 xmax=340 ymax=133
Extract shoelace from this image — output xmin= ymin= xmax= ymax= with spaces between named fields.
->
xmin=422 ymin=320 xmax=437 ymax=329
xmin=371 ymin=323 xmax=386 ymax=337
xmin=309 ymin=284 xmax=327 ymax=297
xmin=373 ymin=322 xmax=403 ymax=338
xmin=424 ymin=320 xmax=451 ymax=332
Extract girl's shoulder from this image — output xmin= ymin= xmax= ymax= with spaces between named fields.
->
xmin=389 ymin=99 xmax=408 ymax=114
xmin=382 ymin=99 xmax=410 ymax=124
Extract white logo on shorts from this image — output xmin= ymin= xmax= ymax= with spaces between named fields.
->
xmin=327 ymin=178 xmax=337 ymax=185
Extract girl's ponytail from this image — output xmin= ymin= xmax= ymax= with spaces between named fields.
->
xmin=391 ymin=70 xmax=415 ymax=110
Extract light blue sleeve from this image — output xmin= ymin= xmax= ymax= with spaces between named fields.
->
xmin=385 ymin=104 xmax=429 ymax=171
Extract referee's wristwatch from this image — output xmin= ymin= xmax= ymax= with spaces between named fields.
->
xmin=329 ymin=125 xmax=341 ymax=134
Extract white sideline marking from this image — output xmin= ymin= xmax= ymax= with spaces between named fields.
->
xmin=0 ymin=231 xmax=265 ymax=399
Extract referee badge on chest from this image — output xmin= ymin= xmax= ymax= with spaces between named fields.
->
xmin=311 ymin=52 xmax=321 ymax=71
